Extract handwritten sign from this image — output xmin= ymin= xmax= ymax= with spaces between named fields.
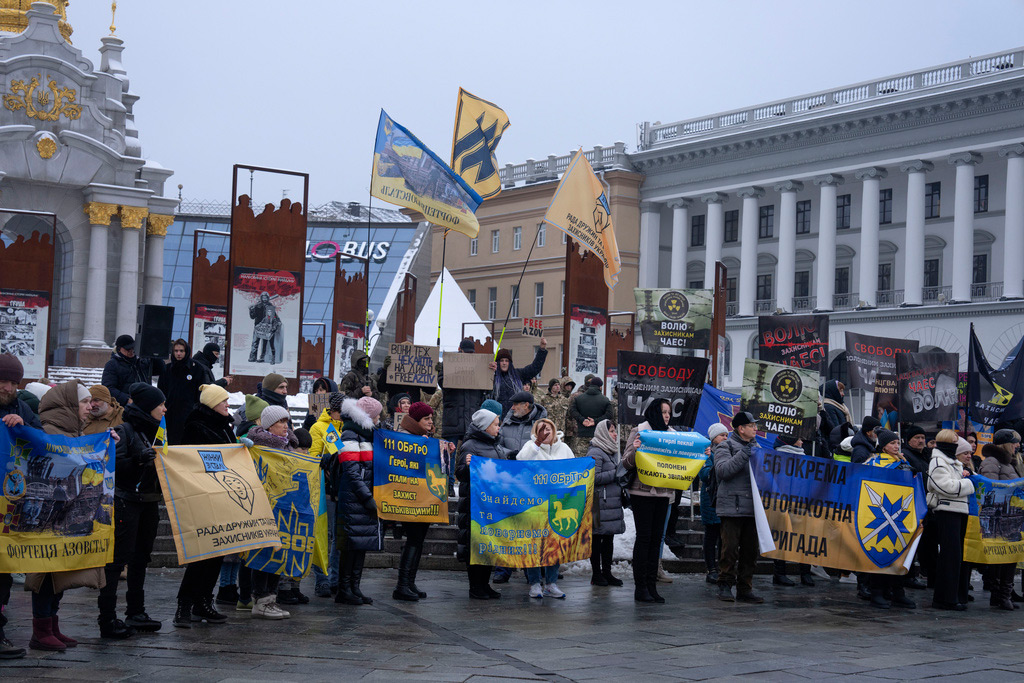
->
xmin=387 ymin=343 xmax=439 ymax=388
xmin=442 ymin=352 xmax=494 ymax=391
xmin=522 ymin=317 xmax=543 ymax=338
xmin=308 ymin=392 xmax=331 ymax=416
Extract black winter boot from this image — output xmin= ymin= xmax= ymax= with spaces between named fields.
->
xmin=393 ymin=544 xmax=420 ymax=601
xmin=173 ymin=600 xmax=192 ymax=628
xmin=335 ymin=546 xmax=362 ymax=605
xmin=633 ymin=560 xmax=654 ymax=602
xmin=408 ymin=543 xmax=427 ymax=598
xmin=191 ymin=596 xmax=228 ymax=624
xmin=602 ymin=541 xmax=622 ymax=586
xmin=351 ymin=550 xmax=372 ymax=605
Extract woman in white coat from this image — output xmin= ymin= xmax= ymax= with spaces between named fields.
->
xmin=927 ymin=429 xmax=975 ymax=611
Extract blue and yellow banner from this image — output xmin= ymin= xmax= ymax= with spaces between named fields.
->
xmin=964 ymin=474 xmax=1024 ymax=564
xmin=450 ymin=88 xmax=509 ymax=200
xmin=751 ymin=447 xmax=926 ymax=574
xmin=0 ymin=422 xmax=114 ymax=572
xmin=371 ymin=109 xmax=483 ymax=238
xmin=470 ymin=457 xmax=594 ymax=568
xmin=635 ymin=430 xmax=710 ymax=490
xmin=244 ymin=446 xmax=329 ymax=578
xmin=373 ymin=429 xmax=448 ymax=524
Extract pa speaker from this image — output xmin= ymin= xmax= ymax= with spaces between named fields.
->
xmin=136 ymin=304 xmax=174 ymax=359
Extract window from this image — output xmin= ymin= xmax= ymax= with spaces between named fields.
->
xmin=756 ymin=274 xmax=773 ymax=300
xmin=973 ymin=254 xmax=988 ymax=284
xmin=925 ymin=182 xmax=941 ymax=219
xmin=835 ymin=267 xmax=850 ymax=295
xmin=491 ymin=229 xmax=500 ymax=253
xmin=796 ymin=200 xmax=812 ymax=234
xmin=878 ymin=263 xmax=892 ymax=292
xmin=974 ymin=175 xmax=989 ymax=213
xmin=560 ymin=280 xmax=565 ymax=314
xmin=726 ymin=277 xmax=737 ymax=302
xmin=487 ymin=287 xmax=497 ymax=319
xmin=879 ymin=189 xmax=892 ymax=225
xmin=924 ymin=258 xmax=940 ymax=288
xmin=691 ymin=215 xmax=705 ymax=247
xmin=758 ymin=205 xmax=774 ymax=239
xmin=513 ymin=226 xmax=522 ymax=251
xmin=794 ymin=271 xmax=810 ymax=297
xmin=836 ymin=194 xmax=852 ymax=229
xmin=537 ymin=223 xmax=546 ymax=247
xmin=469 ymin=237 xmax=478 ymax=256
xmin=468 ymin=289 xmax=476 ymax=312
xmin=724 ymin=210 xmax=739 ymax=242
xmin=534 ymin=282 xmax=544 ymax=316
xmin=689 ymin=279 xmax=704 ymax=289
xmin=509 ymin=285 xmax=519 ymax=318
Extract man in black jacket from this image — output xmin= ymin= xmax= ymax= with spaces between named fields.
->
xmin=191 ymin=342 xmax=231 ymax=388
xmin=850 ymin=416 xmax=881 ymax=464
xmin=901 ymin=424 xmax=929 ymax=475
xmin=101 ymin=335 xmax=160 ymax=406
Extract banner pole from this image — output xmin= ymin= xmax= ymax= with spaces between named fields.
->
xmin=437 ymin=229 xmax=449 ymax=347
xmin=365 ymin=195 xmax=373 ymax=353
xmin=494 ymin=223 xmax=543 ymax=359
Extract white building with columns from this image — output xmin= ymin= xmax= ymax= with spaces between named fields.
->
xmin=0 ymin=3 xmax=175 ymax=367
xmin=631 ymin=47 xmax=1024 ymax=405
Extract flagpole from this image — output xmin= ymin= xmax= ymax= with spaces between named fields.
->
xmin=494 ymin=222 xmax=543 ymax=358
xmin=437 ymin=229 xmax=449 ymax=347
xmin=365 ymin=194 xmax=373 ymax=353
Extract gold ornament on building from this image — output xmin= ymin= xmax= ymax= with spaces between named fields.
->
xmin=83 ymin=202 xmax=118 ymax=226
xmin=146 ymin=214 xmax=174 ymax=236
xmin=3 ymin=74 xmax=81 ymax=121
xmin=109 ymin=1 xmax=116 ymax=36
xmin=36 ymin=135 xmax=56 ymax=158
xmin=0 ymin=1 xmax=73 ymax=42
xmin=119 ymin=206 xmax=149 ymax=229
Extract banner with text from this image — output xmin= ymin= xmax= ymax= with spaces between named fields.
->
xmin=0 ymin=288 xmax=49 ymax=380
xmin=844 ymin=332 xmax=919 ymax=391
xmin=616 ymin=351 xmax=708 ymax=428
xmin=470 ymin=457 xmax=593 ymax=568
xmin=967 ymin=327 xmax=1024 ymax=447
xmin=387 ymin=343 xmax=439 ymax=388
xmin=895 ymin=352 xmax=959 ymax=423
xmin=963 ymin=474 xmax=1024 ymax=564
xmin=741 ymin=359 xmax=819 ymax=440
xmin=752 ymin=448 xmax=926 ymax=574
xmin=872 ymin=374 xmax=899 ymax=431
xmin=757 ymin=314 xmax=828 ymax=375
xmin=635 ymin=430 xmax=710 ymax=491
xmin=0 ymin=423 xmax=114 ymax=572
xmin=634 ymin=288 xmax=713 ymax=350
xmin=373 ymin=429 xmax=448 ymax=524
xmin=156 ymin=444 xmax=281 ymax=564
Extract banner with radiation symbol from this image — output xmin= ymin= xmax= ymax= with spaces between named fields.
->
xmin=740 ymin=359 xmax=819 ymax=440
xmin=634 ymin=288 xmax=713 ymax=351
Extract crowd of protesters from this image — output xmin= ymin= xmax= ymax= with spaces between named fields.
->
xmin=0 ymin=337 xmax=1021 ymax=660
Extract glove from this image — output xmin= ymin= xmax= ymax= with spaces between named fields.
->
xmin=137 ymin=447 xmax=156 ymax=464
xmin=383 ymin=355 xmax=391 ymax=369
xmin=240 ymin=437 xmax=254 ymax=448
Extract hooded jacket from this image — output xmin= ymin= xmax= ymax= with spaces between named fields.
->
xmin=516 ymin=422 xmax=574 ymax=462
xmin=498 ymin=403 xmax=548 ymax=458
xmin=455 ymin=423 xmax=506 ymax=562
xmin=821 ymin=380 xmax=851 ymax=434
xmin=38 ymin=380 xmax=87 ymax=436
xmin=493 ymin=347 xmax=548 ymax=415
xmin=587 ymin=423 xmax=625 ymax=535
xmin=191 ymin=344 xmax=229 ymax=388
xmin=101 ymin=351 xmax=155 ymax=406
xmin=714 ymin=431 xmax=756 ymax=517
xmin=340 ymin=350 xmax=378 ymax=400
xmin=568 ymin=386 xmax=614 ymax=439
xmin=336 ymin=397 xmax=381 ymax=551
xmin=113 ymin=403 xmax=163 ymax=502
xmin=158 ymin=340 xmax=204 ymax=444
xmin=310 ymin=408 xmax=344 ymax=499
xmin=978 ymin=443 xmax=1018 ymax=480
xmin=622 ymin=401 xmax=676 ymax=499
xmin=850 ymin=428 xmax=877 ymax=464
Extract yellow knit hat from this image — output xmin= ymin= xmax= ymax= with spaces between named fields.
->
xmin=199 ymin=383 xmax=230 ymax=409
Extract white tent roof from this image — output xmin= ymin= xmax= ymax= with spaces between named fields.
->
xmin=415 ymin=268 xmax=491 ymax=353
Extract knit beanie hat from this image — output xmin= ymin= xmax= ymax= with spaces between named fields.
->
xmin=200 ymin=383 xmax=230 ymax=409
xmin=707 ymin=423 xmax=728 ymax=441
xmin=0 ymin=353 xmax=24 ymax=383
xmin=472 ymin=409 xmax=498 ymax=431
xmin=875 ymin=429 xmax=899 ymax=450
xmin=294 ymin=428 xmax=313 ymax=449
xmin=76 ymin=383 xmax=92 ymax=403
xmin=25 ymin=381 xmax=50 ymax=401
xmin=89 ymin=385 xmax=113 ymax=404
xmin=548 ymin=378 xmax=560 ymax=390
xmin=903 ymin=424 xmax=926 ymax=441
xmin=245 ymin=394 xmax=269 ymax=421
xmin=328 ymin=391 xmax=345 ymax=413
xmin=861 ymin=416 xmax=881 ymax=433
xmin=775 ymin=434 xmax=800 ymax=448
xmin=459 ymin=338 xmax=476 ymax=352
xmin=956 ymin=437 xmax=973 ymax=456
xmin=408 ymin=401 xmax=433 ymax=422
xmin=129 ymin=382 xmax=165 ymax=413
xmin=481 ymin=399 xmax=503 ymax=416
xmin=589 ymin=377 xmax=603 ymax=388
xmin=262 ymin=373 xmax=287 ymax=393
xmin=260 ymin=405 xmax=290 ymax=428
xmin=356 ymin=396 xmax=383 ymax=420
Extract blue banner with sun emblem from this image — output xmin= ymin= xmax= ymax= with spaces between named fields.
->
xmin=0 ymin=422 xmax=115 ymax=572
xmin=751 ymin=447 xmax=926 ymax=574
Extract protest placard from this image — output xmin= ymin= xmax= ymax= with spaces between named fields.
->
xmin=741 ymin=359 xmax=819 ymax=440
xmin=442 ymin=352 xmax=494 ymax=390
xmin=373 ymin=430 xmax=448 ymax=524
xmin=522 ymin=317 xmax=543 ymax=337
xmin=616 ymin=351 xmax=708 ymax=427
xmin=387 ymin=343 xmax=439 ymax=388
xmin=757 ymin=314 xmax=828 ymax=374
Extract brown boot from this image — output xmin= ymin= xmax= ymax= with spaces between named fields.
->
xmin=29 ymin=617 xmax=66 ymax=651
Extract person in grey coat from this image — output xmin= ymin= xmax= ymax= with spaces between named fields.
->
xmin=497 ymin=392 xmax=548 ymax=458
xmin=587 ymin=419 xmax=625 ymax=587
xmin=714 ymin=411 xmax=764 ymax=604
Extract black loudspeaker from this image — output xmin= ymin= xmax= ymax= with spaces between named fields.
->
xmin=136 ymin=304 xmax=175 ymax=359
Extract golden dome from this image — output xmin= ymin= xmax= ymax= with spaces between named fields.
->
xmin=0 ymin=1 xmax=73 ymax=43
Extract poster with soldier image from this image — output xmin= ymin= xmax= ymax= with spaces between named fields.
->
xmin=740 ymin=359 xmax=819 ymax=440
xmin=568 ymin=304 xmax=606 ymax=388
xmin=895 ymin=352 xmax=959 ymax=422
xmin=634 ymin=288 xmax=713 ymax=350
xmin=0 ymin=288 xmax=48 ymax=380
xmin=332 ymin=320 xmax=364 ymax=385
xmin=229 ymin=267 xmax=301 ymax=378
xmin=757 ymin=314 xmax=828 ymax=374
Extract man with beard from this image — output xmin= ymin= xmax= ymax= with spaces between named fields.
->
xmin=0 ymin=354 xmax=36 ymax=659
xmin=84 ymin=385 xmax=123 ymax=435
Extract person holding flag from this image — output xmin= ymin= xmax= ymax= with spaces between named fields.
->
xmin=98 ymin=383 xmax=168 ymax=638
xmin=311 ymin=392 xmax=346 ymax=597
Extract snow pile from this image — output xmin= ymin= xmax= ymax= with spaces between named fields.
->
xmin=613 ymin=507 xmax=678 ymax=561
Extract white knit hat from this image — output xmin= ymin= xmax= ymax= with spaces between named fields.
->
xmin=707 ymin=423 xmax=728 ymax=440
xmin=260 ymin=405 xmax=290 ymax=428
xmin=471 ymin=409 xmax=499 ymax=431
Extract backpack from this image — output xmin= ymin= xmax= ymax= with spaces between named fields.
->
xmin=614 ymin=460 xmax=634 ymax=509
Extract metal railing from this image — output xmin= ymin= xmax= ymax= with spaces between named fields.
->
xmin=754 ymin=299 xmax=776 ymax=314
xmin=971 ymin=281 xmax=1003 ymax=301
xmin=497 ymin=142 xmax=631 ymax=188
xmin=725 ymin=301 xmax=738 ymax=316
xmin=832 ymin=293 xmax=854 ymax=310
xmin=875 ymin=289 xmax=905 ymax=307
xmin=923 ymin=285 xmax=953 ymax=303
xmin=792 ymin=296 xmax=815 ymax=312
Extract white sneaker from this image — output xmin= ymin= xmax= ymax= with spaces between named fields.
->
xmin=269 ymin=602 xmax=290 ymax=619
xmin=656 ymin=565 xmax=674 ymax=583
xmin=11 ymin=573 xmax=24 ymax=585
xmin=810 ymin=565 xmax=830 ymax=580
xmin=838 ymin=574 xmax=858 ymax=584
xmin=529 ymin=583 xmax=543 ymax=599
xmin=542 ymin=583 xmax=566 ymax=599
xmin=252 ymin=596 xmax=286 ymax=620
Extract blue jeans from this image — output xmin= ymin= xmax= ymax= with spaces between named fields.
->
xmin=525 ymin=565 xmax=559 ymax=585
xmin=313 ymin=498 xmax=339 ymax=588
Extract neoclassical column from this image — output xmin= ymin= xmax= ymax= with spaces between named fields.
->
xmin=813 ymin=174 xmax=844 ymax=311
xmin=116 ymin=206 xmax=149 ymax=336
xmin=774 ymin=180 xmax=802 ymax=313
xmin=737 ymin=186 xmax=764 ymax=316
xmin=144 ymin=214 xmax=173 ymax=305
xmin=668 ymin=198 xmax=691 ymax=289
xmin=638 ymin=202 xmax=661 ymax=289
xmin=1001 ymin=144 xmax=1024 ymax=300
xmin=81 ymin=202 xmax=119 ymax=347
xmin=900 ymin=160 xmax=933 ymax=306
xmin=949 ymin=152 xmax=982 ymax=303
xmin=855 ymin=167 xmax=887 ymax=308
xmin=701 ymin=192 xmax=727 ymax=287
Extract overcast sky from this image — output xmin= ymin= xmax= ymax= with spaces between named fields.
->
xmin=67 ymin=0 xmax=1024 ymax=208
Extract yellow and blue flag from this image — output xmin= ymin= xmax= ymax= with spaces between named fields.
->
xmin=155 ymin=415 xmax=168 ymax=456
xmin=370 ymin=110 xmax=483 ymax=238
xmin=323 ymin=423 xmax=341 ymax=456
xmin=450 ymin=88 xmax=510 ymax=200
xmin=964 ymin=474 xmax=1024 ymax=564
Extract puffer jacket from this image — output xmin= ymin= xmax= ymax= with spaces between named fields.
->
xmin=978 ymin=444 xmax=1018 ymax=481
xmin=498 ymin=403 xmax=548 ymax=458
xmin=588 ymin=441 xmax=625 ymax=535
xmin=302 ymin=378 xmax=339 ymax=431
xmin=336 ymin=398 xmax=381 ymax=551
xmin=516 ymin=435 xmax=574 ymax=461
xmin=622 ymin=421 xmax=675 ymax=499
xmin=113 ymin=403 xmax=162 ymax=503
xmin=850 ymin=429 xmax=877 ymax=464
xmin=455 ymin=425 xmax=506 ymax=562
xmin=159 ymin=341 xmax=204 ymax=444
xmin=101 ymin=351 xmax=155 ymax=407
xmin=714 ymin=431 xmax=755 ymax=517
xmin=926 ymin=446 xmax=975 ymax=514
xmin=698 ymin=449 xmax=720 ymax=525
xmin=310 ymin=408 xmax=343 ymax=500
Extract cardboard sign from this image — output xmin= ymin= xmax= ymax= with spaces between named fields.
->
xmin=308 ymin=392 xmax=331 ymax=416
xmin=387 ymin=343 xmax=439 ymax=388
xmin=442 ymin=352 xmax=494 ymax=391
xmin=522 ymin=317 xmax=543 ymax=337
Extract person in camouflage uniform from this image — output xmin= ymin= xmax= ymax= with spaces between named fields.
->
xmin=538 ymin=378 xmax=566 ymax=433
xmin=560 ymin=374 xmax=579 ymax=451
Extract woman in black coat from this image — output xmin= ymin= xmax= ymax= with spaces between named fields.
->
xmin=157 ymin=339 xmax=202 ymax=445
xmin=587 ymin=419 xmax=625 ymax=587
xmin=456 ymin=408 xmax=506 ymax=599
xmin=174 ymin=384 xmax=238 ymax=629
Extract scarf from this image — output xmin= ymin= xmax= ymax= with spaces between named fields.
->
xmin=590 ymin=419 xmax=619 ymax=456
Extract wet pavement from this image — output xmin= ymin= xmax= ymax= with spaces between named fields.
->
xmin=2 ymin=567 xmax=1022 ymax=682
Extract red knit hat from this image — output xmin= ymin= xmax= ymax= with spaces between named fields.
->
xmin=408 ymin=401 xmax=433 ymax=422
